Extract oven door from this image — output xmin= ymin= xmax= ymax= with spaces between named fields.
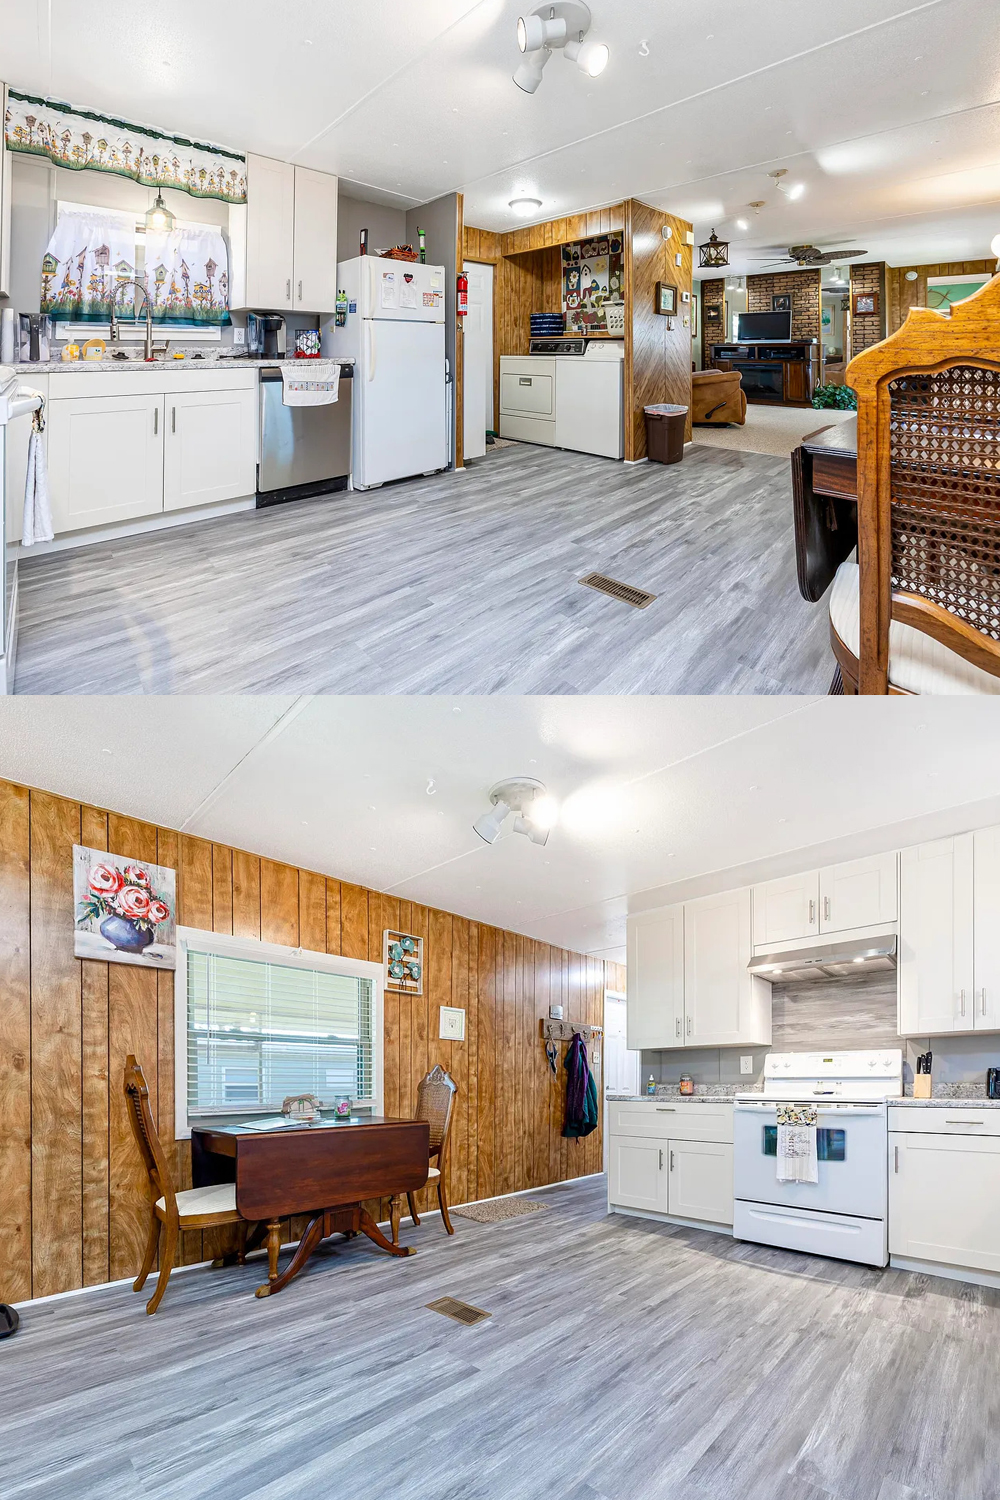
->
xmin=734 ymin=1102 xmax=887 ymax=1218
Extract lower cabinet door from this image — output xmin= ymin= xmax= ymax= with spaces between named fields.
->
xmin=47 ymin=394 xmax=165 ymax=532
xmin=668 ymin=1139 xmax=734 ymax=1225
xmin=163 ymin=387 xmax=257 ymax=511
xmin=609 ymin=1134 xmax=668 ymax=1213
xmin=889 ymin=1132 xmax=1000 ymax=1272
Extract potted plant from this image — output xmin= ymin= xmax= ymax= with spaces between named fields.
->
xmin=812 ymin=384 xmax=858 ymax=410
xmin=77 ymin=860 xmax=172 ymax=955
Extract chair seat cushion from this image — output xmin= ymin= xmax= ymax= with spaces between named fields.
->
xmin=427 ymin=1166 xmax=440 ymax=1180
xmin=830 ymin=562 xmax=1000 ymax=696
xmin=156 ymin=1183 xmax=238 ymax=1220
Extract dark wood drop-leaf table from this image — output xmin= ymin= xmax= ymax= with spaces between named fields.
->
xmin=191 ymin=1117 xmax=430 ymax=1297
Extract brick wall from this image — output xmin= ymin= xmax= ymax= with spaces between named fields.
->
xmin=747 ymin=269 xmax=821 ymax=342
xmin=849 ymin=262 xmax=885 ymax=355
xmin=700 ymin=278 xmax=725 ymax=366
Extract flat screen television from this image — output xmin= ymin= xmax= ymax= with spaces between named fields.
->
xmin=736 ymin=310 xmax=793 ymax=342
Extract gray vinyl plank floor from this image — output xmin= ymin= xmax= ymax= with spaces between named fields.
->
xmin=3 ymin=1176 xmax=998 ymax=1500
xmin=13 ymin=443 xmax=832 ymax=695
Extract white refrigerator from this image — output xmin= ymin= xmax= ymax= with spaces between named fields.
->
xmin=323 ymin=257 xmax=449 ymax=490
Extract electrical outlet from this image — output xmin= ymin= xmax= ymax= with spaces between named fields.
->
xmin=740 ymin=1055 xmax=754 ymax=1075
xmin=232 ymin=327 xmax=246 ymax=346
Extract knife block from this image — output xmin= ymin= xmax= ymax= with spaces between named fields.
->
xmin=913 ymin=1073 xmax=932 ymax=1099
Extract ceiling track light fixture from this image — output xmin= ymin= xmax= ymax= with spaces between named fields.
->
xmin=769 ymin=168 xmax=805 ymax=201
xmin=514 ymin=1 xmax=609 ymax=94
xmin=473 ymin=778 xmax=558 ymax=848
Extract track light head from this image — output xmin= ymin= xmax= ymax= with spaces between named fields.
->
xmin=514 ymin=3 xmax=608 ymax=92
xmin=473 ymin=779 xmax=557 ymax=848
xmin=473 ymin=799 xmax=511 ymax=845
xmin=513 ymin=47 xmax=551 ymax=93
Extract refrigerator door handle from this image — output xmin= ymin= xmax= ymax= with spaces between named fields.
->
xmin=369 ymin=322 xmax=376 ymax=383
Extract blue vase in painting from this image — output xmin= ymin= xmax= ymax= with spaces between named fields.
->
xmin=99 ymin=915 xmax=154 ymax=955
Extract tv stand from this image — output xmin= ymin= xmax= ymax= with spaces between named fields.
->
xmin=710 ymin=342 xmax=821 ymax=406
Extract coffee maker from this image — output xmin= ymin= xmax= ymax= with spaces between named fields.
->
xmin=246 ymin=313 xmax=285 ymax=360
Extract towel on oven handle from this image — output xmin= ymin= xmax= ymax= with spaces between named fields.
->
xmin=776 ymin=1103 xmax=819 ymax=1184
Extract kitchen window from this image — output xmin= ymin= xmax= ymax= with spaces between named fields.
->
xmin=174 ymin=928 xmax=383 ymax=1138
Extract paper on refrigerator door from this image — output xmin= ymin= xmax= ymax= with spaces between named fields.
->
xmin=400 ymin=272 xmax=418 ymax=310
xmin=380 ymin=269 xmax=398 ymax=309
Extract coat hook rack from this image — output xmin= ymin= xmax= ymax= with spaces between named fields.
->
xmin=541 ymin=1019 xmax=603 ymax=1044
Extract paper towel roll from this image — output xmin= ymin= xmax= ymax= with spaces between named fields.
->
xmin=0 ymin=308 xmax=16 ymax=365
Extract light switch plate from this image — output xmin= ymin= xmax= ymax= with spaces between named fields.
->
xmin=740 ymin=1055 xmax=754 ymax=1075
xmin=439 ymin=1006 xmax=466 ymax=1041
xmin=549 ymin=1004 xmax=564 ymax=1020
xmin=675 ymin=252 xmax=682 ymax=266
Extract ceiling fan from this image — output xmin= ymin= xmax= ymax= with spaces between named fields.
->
xmin=751 ymin=245 xmax=868 ymax=268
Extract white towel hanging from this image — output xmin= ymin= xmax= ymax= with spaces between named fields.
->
xmin=21 ymin=411 xmax=53 ymax=547
xmin=280 ymin=361 xmax=342 ymax=406
xmin=776 ymin=1103 xmax=819 ymax=1184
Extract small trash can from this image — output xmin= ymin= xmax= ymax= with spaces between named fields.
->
xmin=644 ymin=404 xmax=688 ymax=465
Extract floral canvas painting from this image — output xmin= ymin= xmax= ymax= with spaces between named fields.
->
xmin=73 ymin=845 xmax=177 ymax=969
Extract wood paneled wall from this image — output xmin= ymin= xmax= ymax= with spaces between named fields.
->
xmin=0 ymin=778 xmax=624 ymax=1304
xmin=624 ymin=201 xmax=694 ymax=457
xmin=885 ymin=259 xmax=995 ymax=335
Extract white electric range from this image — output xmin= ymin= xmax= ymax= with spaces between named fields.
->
xmin=733 ymin=1049 xmax=903 ymax=1267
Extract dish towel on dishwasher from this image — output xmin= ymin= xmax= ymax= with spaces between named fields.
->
xmin=280 ymin=361 xmax=341 ymax=406
xmin=21 ymin=408 xmax=53 ymax=546
xmin=776 ymin=1104 xmax=819 ymax=1183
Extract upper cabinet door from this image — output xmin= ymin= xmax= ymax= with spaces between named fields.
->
xmin=751 ymin=872 xmax=820 ymax=947
xmin=0 ymin=84 xmax=11 ymax=298
xmin=899 ymin=836 xmax=975 ymax=1036
xmin=293 ymin=166 xmax=338 ymax=314
xmin=626 ymin=905 xmax=684 ymax=1050
xmin=974 ymin=826 xmax=1000 ymax=1030
xmin=685 ymin=889 xmax=770 ymax=1048
xmin=819 ymin=852 xmax=898 ymax=933
xmin=243 ymin=153 xmax=295 ymax=310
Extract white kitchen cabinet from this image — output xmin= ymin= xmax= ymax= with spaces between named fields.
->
xmin=626 ymin=904 xmax=684 ymax=1050
xmin=609 ymin=1134 xmax=667 ymax=1213
xmin=685 ymin=888 xmax=771 ymax=1047
xmin=890 ymin=1129 xmax=1000 ymax=1273
xmin=752 ymin=871 xmax=819 ymax=947
xmin=46 ymin=393 xmax=165 ymax=532
xmin=0 ymin=84 xmax=11 ymax=298
xmin=163 ymin=387 xmax=257 ymax=512
xmin=230 ymin=153 xmax=296 ymax=311
xmin=974 ymin=826 xmax=1000 ymax=1030
xmin=819 ymin=851 xmax=898 ymax=932
xmin=669 ymin=1139 xmax=733 ymax=1225
xmin=899 ymin=836 xmax=975 ymax=1035
xmin=293 ymin=166 xmax=338 ymax=314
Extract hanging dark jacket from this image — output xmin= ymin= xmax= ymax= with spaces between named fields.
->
xmin=562 ymin=1033 xmax=599 ymax=1139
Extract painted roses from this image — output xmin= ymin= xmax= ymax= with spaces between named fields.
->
xmin=88 ymin=862 xmax=123 ymax=896
xmin=74 ymin=844 xmax=177 ymax=969
xmin=78 ymin=859 xmax=172 ymax=932
xmin=115 ymin=885 xmax=151 ymax=920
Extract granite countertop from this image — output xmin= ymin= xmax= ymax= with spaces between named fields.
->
xmin=18 ymin=353 xmax=353 ymax=374
xmin=606 ymin=1094 xmax=740 ymax=1104
xmin=891 ymin=1096 xmax=1000 ymax=1108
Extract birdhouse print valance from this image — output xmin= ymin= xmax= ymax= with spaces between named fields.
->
xmin=5 ymin=89 xmax=247 ymax=204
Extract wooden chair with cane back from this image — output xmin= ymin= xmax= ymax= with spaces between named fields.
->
xmin=123 ymin=1055 xmax=251 ymax=1313
xmin=390 ymin=1065 xmax=458 ymax=1245
xmin=829 ymin=273 xmax=1000 ymax=694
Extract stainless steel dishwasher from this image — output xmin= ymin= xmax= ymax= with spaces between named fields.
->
xmin=257 ymin=362 xmax=354 ymax=507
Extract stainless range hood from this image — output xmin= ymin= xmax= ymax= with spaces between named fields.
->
xmin=748 ymin=933 xmax=897 ymax=982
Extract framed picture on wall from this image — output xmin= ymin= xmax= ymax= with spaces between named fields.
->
xmin=655 ymin=282 xmax=678 ymax=316
xmin=690 ymin=296 xmax=699 ymax=338
xmin=852 ymin=290 xmax=879 ymax=317
xmin=772 ymin=293 xmax=792 ymax=312
xmin=73 ymin=845 xmax=177 ymax=968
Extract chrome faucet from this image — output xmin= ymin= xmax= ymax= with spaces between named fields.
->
xmin=108 ymin=279 xmax=168 ymax=361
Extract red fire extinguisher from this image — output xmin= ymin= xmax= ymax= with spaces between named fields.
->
xmin=457 ymin=271 xmax=469 ymax=318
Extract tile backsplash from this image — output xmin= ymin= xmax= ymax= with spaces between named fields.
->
xmin=642 ymin=972 xmax=1000 ymax=1090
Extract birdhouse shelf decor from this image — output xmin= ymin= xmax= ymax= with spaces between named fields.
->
xmin=698 ymin=230 xmax=729 ymax=269
xmin=384 ymin=930 xmax=424 ymax=996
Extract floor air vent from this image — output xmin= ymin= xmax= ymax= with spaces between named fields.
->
xmin=579 ymin=573 xmax=657 ymax=609
xmin=426 ymin=1296 xmax=492 ymax=1326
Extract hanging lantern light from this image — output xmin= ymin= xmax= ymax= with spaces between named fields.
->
xmin=144 ymin=192 xmax=175 ymax=233
xmin=699 ymin=229 xmax=729 ymax=269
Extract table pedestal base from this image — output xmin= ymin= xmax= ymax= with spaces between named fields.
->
xmin=255 ymin=1199 xmax=415 ymax=1297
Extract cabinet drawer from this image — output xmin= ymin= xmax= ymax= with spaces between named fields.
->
xmin=888 ymin=1107 xmax=1000 ymax=1136
xmin=48 ymin=368 xmax=257 ymax=398
xmin=499 ymin=412 xmax=556 ymax=445
xmin=608 ymin=1101 xmax=733 ymax=1143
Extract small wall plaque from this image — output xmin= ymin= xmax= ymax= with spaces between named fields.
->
xmin=383 ymin=929 xmax=424 ymax=995
xmin=439 ymin=1006 xmax=466 ymax=1041
xmin=656 ymin=282 xmax=678 ymax=317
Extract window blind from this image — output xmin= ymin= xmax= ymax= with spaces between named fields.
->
xmin=186 ymin=949 xmax=375 ymax=1119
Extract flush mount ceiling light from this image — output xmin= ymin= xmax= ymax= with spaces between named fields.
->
xmin=144 ymin=191 xmax=175 ymax=233
xmin=473 ymin=777 xmax=558 ymax=848
xmin=509 ymin=196 xmax=544 ymax=217
xmin=514 ymin=1 xmax=609 ymax=94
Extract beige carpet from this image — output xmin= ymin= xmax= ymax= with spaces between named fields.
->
xmin=452 ymin=1198 xmax=550 ymax=1223
xmin=691 ymin=403 xmax=854 ymax=458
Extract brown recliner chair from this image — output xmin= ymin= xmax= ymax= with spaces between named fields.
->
xmin=692 ymin=368 xmax=747 ymax=425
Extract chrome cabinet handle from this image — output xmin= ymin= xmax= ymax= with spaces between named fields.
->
xmin=669 ymin=1150 xmax=675 ymax=1171
xmin=171 ymin=406 xmax=176 ymax=434
xmin=948 ymin=1119 xmax=984 ymax=1125
xmin=686 ymin=1016 xmax=692 ymax=1035
xmin=894 ymin=1146 xmax=899 ymax=1173
xmin=298 ymin=279 xmax=303 ymax=302
xmin=808 ymin=899 xmax=816 ymax=924
xmin=960 ymin=989 xmax=966 ymax=1016
xmin=979 ymin=988 xmax=987 ymax=1016
xmin=823 ymin=896 xmax=831 ymax=922
xmin=659 ymin=1149 xmax=664 ymax=1170
xmin=153 ymin=407 xmax=158 ymax=435
xmin=286 ymin=278 xmax=291 ymax=301
xmin=656 ymin=1107 xmax=676 ymax=1113
xmin=675 ymin=1017 xmax=681 ymax=1038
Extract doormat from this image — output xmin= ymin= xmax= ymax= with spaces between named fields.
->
xmin=426 ymin=1296 xmax=492 ymax=1325
xmin=452 ymin=1198 xmax=550 ymax=1223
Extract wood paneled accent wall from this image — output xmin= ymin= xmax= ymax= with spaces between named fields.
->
xmin=699 ymin=278 xmax=726 ymax=367
xmin=747 ymin=269 xmax=821 ymax=343
xmin=849 ymin=262 xmax=886 ymax=355
xmin=885 ymin=259 xmax=995 ymax=335
xmin=623 ymin=201 xmax=694 ymax=457
xmin=0 ymin=778 xmax=623 ymax=1304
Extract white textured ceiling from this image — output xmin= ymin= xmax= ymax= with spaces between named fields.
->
xmin=4 ymin=697 xmax=1000 ymax=964
xmin=0 ymin=0 xmax=996 ymax=269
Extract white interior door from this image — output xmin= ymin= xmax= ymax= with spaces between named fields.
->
xmin=462 ymin=261 xmax=493 ymax=461
xmin=603 ymin=991 xmax=640 ymax=1099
